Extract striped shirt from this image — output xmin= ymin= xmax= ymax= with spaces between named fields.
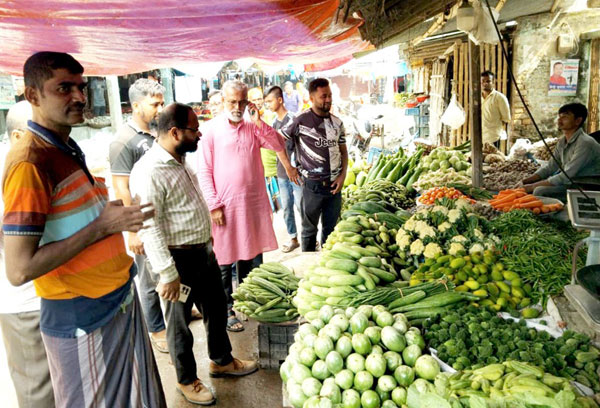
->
xmin=2 ymin=121 xmax=134 ymax=337
xmin=130 ymin=142 xmax=211 ymax=284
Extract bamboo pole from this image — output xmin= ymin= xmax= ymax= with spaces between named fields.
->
xmin=469 ymin=40 xmax=483 ymax=187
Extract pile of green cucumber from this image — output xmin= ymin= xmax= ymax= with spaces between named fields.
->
xmin=232 ymin=262 xmax=300 ymax=323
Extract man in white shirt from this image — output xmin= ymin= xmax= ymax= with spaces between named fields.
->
xmin=481 ymin=70 xmax=511 ymax=145
xmin=0 ymin=101 xmax=55 ymax=407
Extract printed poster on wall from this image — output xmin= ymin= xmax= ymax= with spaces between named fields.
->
xmin=548 ymin=59 xmax=579 ymax=96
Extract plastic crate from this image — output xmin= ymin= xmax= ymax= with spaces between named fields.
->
xmin=258 ymin=320 xmax=299 ymax=369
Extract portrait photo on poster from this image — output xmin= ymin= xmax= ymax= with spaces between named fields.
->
xmin=548 ymin=59 xmax=579 ymax=96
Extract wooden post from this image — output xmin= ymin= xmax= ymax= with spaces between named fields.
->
xmin=106 ymin=75 xmax=123 ymax=133
xmin=468 ymin=39 xmax=483 ymax=188
xmin=160 ymin=68 xmax=174 ymax=104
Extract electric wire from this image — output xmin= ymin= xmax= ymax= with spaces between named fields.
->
xmin=483 ymin=0 xmax=600 ymax=212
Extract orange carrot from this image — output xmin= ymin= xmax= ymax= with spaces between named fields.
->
xmin=541 ymin=205 xmax=551 ymax=213
xmin=520 ymin=200 xmax=543 ymax=209
xmin=492 ymin=193 xmax=518 ymax=206
xmin=515 ymin=195 xmax=537 ymax=204
xmin=533 ymin=207 xmax=541 ymax=214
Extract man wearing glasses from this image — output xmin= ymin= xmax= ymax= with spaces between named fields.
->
xmin=197 ymin=80 xmax=299 ymax=332
xmin=130 ymin=103 xmax=258 ymax=405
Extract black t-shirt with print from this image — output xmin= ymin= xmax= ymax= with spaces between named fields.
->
xmin=281 ymin=109 xmax=346 ymax=182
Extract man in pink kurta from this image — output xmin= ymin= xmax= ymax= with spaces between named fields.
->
xmin=197 ymin=80 xmax=298 ymax=331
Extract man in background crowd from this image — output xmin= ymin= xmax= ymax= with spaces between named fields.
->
xmin=109 ymin=78 xmax=169 ymax=353
xmin=282 ymin=78 xmax=348 ymax=252
xmin=197 ymin=80 xmax=298 ymax=332
xmin=481 ymin=70 xmax=511 ymax=145
xmin=283 ymin=81 xmax=302 ymax=114
xmin=0 ymin=101 xmax=55 ymax=408
xmin=250 ymin=87 xmax=279 ymax=212
xmin=264 ymin=86 xmax=302 ymax=253
xmin=89 ymin=77 xmax=107 ymax=116
xmin=208 ymin=90 xmax=224 ymax=117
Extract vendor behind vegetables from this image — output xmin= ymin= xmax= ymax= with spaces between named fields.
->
xmin=521 ymin=103 xmax=600 ymax=201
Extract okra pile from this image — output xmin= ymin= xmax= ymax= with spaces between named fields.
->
xmin=232 ymin=262 xmax=300 ymax=323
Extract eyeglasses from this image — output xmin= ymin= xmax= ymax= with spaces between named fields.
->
xmin=179 ymin=127 xmax=200 ymax=133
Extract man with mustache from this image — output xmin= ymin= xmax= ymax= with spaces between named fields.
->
xmin=131 ymin=103 xmax=257 ymax=405
xmin=3 ymin=51 xmax=165 ymax=407
xmin=109 ymin=78 xmax=169 ymax=353
xmin=281 ymin=78 xmax=348 ymax=252
xmin=197 ymin=80 xmax=299 ymax=332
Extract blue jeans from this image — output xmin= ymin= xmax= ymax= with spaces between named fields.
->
xmin=278 ymin=177 xmax=303 ymax=239
xmin=135 ymin=254 xmax=166 ymax=333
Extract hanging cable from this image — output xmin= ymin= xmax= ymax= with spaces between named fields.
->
xmin=483 ymin=0 xmax=600 ymax=211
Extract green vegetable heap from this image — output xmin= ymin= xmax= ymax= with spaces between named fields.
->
xmin=343 ymin=179 xmax=416 ymax=212
xmin=429 ymin=361 xmax=598 ymax=408
xmin=364 ymin=147 xmax=425 ymax=192
xmin=232 ymin=262 xmax=299 ymax=323
xmin=491 ymin=210 xmax=589 ymax=305
xmin=424 ymin=305 xmax=600 ymax=392
xmin=281 ymin=304 xmax=437 ymax=408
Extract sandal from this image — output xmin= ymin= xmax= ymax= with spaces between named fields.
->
xmin=282 ymin=240 xmax=300 ymax=253
xmin=227 ymin=313 xmax=244 ymax=332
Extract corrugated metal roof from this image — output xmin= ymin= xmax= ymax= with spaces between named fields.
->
xmin=350 ymin=0 xmax=557 ymax=48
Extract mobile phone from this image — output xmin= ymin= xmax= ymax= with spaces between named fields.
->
xmin=178 ymin=283 xmax=191 ymax=303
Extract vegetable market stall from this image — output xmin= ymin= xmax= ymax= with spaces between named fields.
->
xmin=258 ymin=144 xmax=600 ymax=408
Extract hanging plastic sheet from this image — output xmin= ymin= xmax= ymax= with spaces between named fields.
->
xmin=0 ymin=0 xmax=372 ymax=75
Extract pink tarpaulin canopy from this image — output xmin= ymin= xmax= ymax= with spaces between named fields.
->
xmin=0 ymin=0 xmax=372 ymax=76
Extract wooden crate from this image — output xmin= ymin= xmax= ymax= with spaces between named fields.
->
xmin=258 ymin=320 xmax=299 ymax=370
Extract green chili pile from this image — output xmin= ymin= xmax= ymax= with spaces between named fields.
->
xmin=491 ymin=210 xmax=589 ymax=306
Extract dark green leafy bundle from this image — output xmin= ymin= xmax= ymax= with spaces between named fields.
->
xmin=424 ymin=305 xmax=600 ymax=392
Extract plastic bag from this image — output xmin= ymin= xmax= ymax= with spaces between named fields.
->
xmin=508 ymin=138 xmax=533 ymax=160
xmin=441 ymin=94 xmax=466 ymax=129
xmin=465 ymin=0 xmax=500 ymax=45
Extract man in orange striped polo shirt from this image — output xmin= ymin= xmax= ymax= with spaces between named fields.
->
xmin=2 ymin=52 xmax=166 ymax=407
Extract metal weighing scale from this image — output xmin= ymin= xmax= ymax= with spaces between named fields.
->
xmin=563 ymin=189 xmax=600 ymax=331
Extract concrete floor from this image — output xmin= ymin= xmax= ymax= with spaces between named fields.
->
xmin=156 ymin=318 xmax=284 ymax=408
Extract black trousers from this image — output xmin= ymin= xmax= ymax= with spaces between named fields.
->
xmin=220 ymin=253 xmax=263 ymax=312
xmin=301 ymin=179 xmax=342 ymax=252
xmin=165 ymin=245 xmax=233 ymax=385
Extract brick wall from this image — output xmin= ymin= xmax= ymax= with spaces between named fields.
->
xmin=510 ymin=9 xmax=600 ymax=141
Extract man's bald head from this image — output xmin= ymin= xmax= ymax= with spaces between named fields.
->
xmin=6 ymin=101 xmax=33 ymax=144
